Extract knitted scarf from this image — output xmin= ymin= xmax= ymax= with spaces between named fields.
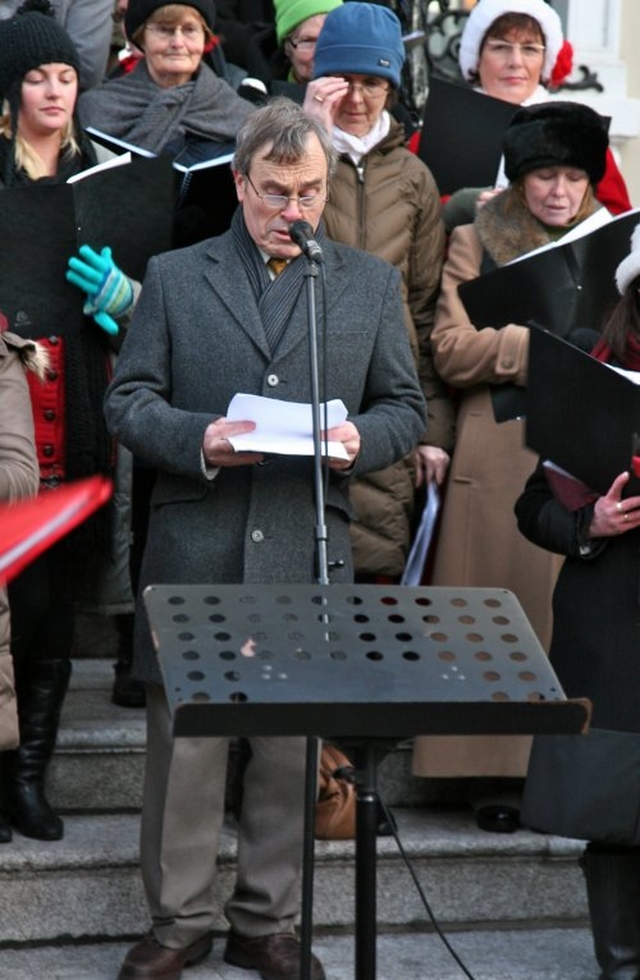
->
xmin=231 ymin=208 xmax=318 ymax=353
xmin=77 ymin=59 xmax=253 ymax=155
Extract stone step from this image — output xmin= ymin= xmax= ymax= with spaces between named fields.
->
xmin=0 ymin=925 xmax=597 ymax=980
xmin=50 ymin=659 xmax=442 ymax=813
xmin=49 ymin=659 xmax=146 ymax=813
xmin=0 ymin=807 xmax=588 ymax=945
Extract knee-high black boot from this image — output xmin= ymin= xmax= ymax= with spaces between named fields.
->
xmin=6 ymin=658 xmax=71 ymax=840
xmin=0 ymin=753 xmax=12 ymax=843
xmin=581 ymin=845 xmax=640 ymax=979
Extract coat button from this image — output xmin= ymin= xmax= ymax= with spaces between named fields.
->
xmin=48 ymin=335 xmax=59 ymax=345
xmin=42 ymin=445 xmax=54 ymax=457
xmin=501 ymin=357 xmax=514 ymax=369
xmin=266 ymin=374 xmax=279 ymax=387
xmin=47 ymin=369 xmax=58 ymax=382
xmin=44 ymin=409 xmax=56 ymax=421
xmin=251 ymin=529 xmax=264 ymax=543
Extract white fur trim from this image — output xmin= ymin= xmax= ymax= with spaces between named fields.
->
xmin=459 ymin=0 xmax=564 ymax=84
xmin=615 ymin=223 xmax=640 ymax=295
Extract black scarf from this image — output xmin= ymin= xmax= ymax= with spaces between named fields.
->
xmin=231 ymin=208 xmax=325 ymax=353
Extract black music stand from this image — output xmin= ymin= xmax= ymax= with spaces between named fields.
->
xmin=144 ymin=583 xmax=590 ymax=980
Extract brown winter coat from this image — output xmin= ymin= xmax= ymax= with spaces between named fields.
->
xmin=322 ymin=120 xmax=451 ymax=577
xmin=413 ymin=190 xmax=599 ymax=778
xmin=0 ymin=333 xmax=46 ymax=751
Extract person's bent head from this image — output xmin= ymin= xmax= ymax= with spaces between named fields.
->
xmin=232 ymin=97 xmax=335 ymax=259
xmin=124 ymin=0 xmax=215 ymax=88
xmin=312 ymin=2 xmax=404 ymax=137
xmin=459 ymin=0 xmax=565 ymax=105
xmin=0 ymin=0 xmax=81 ymax=182
xmin=274 ymin=0 xmax=343 ymax=84
xmin=502 ymin=101 xmax=608 ymax=227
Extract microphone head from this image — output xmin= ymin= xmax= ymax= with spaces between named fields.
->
xmin=289 ymin=220 xmax=314 ymax=246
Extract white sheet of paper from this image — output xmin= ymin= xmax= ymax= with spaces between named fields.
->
xmin=400 ymin=482 xmax=440 ymax=586
xmin=226 ymin=393 xmax=349 ymax=459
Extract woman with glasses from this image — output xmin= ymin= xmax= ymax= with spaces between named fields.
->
xmin=77 ymin=0 xmax=254 ymax=156
xmin=303 ymin=2 xmax=451 ymax=586
xmin=412 ymin=100 xmax=614 ymax=834
xmin=442 ymin=0 xmax=630 ymax=228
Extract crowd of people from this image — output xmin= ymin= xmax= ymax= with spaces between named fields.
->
xmin=0 ymin=1 xmax=637 ymax=979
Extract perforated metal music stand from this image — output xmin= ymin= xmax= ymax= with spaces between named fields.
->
xmin=144 ymin=583 xmax=590 ymax=980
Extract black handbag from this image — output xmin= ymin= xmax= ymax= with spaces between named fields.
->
xmin=522 ymin=727 xmax=640 ymax=845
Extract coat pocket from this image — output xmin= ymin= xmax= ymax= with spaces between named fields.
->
xmin=522 ymin=727 xmax=640 ymax=845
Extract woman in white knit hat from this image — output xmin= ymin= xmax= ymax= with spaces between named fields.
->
xmin=442 ymin=0 xmax=631 ymax=228
xmin=515 ymin=222 xmax=640 ymax=979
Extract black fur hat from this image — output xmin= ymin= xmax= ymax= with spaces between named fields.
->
xmin=0 ymin=0 xmax=80 ymax=104
xmin=503 ymin=101 xmax=609 ymax=187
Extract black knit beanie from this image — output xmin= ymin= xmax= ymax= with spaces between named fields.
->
xmin=0 ymin=1 xmax=84 ymax=188
xmin=0 ymin=0 xmax=81 ymax=107
xmin=503 ymin=101 xmax=609 ymax=187
xmin=125 ymin=0 xmax=217 ymax=43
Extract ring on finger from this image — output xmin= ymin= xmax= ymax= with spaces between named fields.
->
xmin=313 ymin=94 xmax=324 ymax=103
xmin=616 ymin=501 xmax=623 ymax=512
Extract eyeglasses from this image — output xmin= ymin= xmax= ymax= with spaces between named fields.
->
xmin=342 ymin=77 xmax=390 ymax=97
xmin=484 ymin=39 xmax=546 ymax=60
xmin=245 ymin=173 xmax=326 ymax=211
xmin=285 ymin=35 xmax=318 ymax=51
xmin=144 ymin=23 xmax=204 ymax=41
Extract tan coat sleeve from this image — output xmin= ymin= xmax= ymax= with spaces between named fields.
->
xmin=431 ymin=224 xmax=530 ymax=389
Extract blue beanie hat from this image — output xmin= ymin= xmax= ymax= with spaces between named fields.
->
xmin=313 ymin=2 xmax=405 ymax=89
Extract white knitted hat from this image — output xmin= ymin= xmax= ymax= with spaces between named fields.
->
xmin=459 ymin=0 xmax=564 ymax=85
xmin=615 ymin=224 xmax=640 ymax=295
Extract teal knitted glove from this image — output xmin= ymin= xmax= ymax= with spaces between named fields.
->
xmin=66 ymin=245 xmax=134 ymax=336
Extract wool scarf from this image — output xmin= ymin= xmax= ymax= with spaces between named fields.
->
xmin=231 ymin=208 xmax=322 ymax=353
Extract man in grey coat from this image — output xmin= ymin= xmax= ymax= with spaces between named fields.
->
xmin=105 ymin=97 xmax=425 ymax=980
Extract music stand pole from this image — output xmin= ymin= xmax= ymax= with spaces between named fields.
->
xmin=300 ymin=255 xmax=328 ymax=980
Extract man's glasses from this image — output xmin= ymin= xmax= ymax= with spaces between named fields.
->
xmin=484 ymin=39 xmax=546 ymax=60
xmin=145 ymin=23 xmax=204 ymax=41
xmin=245 ymin=174 xmax=326 ymax=211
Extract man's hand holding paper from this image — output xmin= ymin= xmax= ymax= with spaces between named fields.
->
xmin=224 ymin=394 xmax=352 ymax=462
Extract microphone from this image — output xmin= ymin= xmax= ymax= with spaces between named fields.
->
xmin=289 ymin=220 xmax=324 ymax=263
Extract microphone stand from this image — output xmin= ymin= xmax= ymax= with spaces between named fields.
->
xmin=299 ymin=251 xmax=327 ymax=980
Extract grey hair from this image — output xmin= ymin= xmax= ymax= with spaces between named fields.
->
xmin=232 ymin=97 xmax=336 ymax=176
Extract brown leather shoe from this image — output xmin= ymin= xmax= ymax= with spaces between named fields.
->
xmin=117 ymin=932 xmax=213 ymax=979
xmin=224 ymin=931 xmax=325 ymax=980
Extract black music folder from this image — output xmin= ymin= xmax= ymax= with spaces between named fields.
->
xmin=416 ymin=76 xmax=518 ymax=196
xmin=0 ymin=154 xmax=174 ymax=338
xmin=458 ymin=207 xmax=640 ymax=422
xmin=85 ymin=126 xmax=239 ymax=245
xmin=459 ymin=208 xmax=640 ymax=337
xmin=525 ymin=328 xmax=640 ymax=496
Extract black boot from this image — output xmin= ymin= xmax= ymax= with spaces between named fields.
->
xmin=581 ymin=844 xmax=640 ymax=979
xmin=0 ymin=755 xmax=12 ymax=843
xmin=112 ymin=613 xmax=146 ymax=708
xmin=6 ymin=658 xmax=71 ymax=841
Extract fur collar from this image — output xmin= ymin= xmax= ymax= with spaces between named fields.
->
xmin=475 ymin=187 xmax=601 ymax=267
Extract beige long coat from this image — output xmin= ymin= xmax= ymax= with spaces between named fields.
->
xmin=0 ymin=333 xmax=45 ymax=751
xmin=412 ymin=218 xmax=564 ymax=778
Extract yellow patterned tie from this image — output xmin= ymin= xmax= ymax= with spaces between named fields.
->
xmin=267 ymin=256 xmax=288 ymax=277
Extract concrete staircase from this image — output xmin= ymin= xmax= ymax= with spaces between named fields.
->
xmin=0 ymin=638 xmax=590 ymax=951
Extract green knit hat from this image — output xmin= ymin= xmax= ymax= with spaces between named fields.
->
xmin=274 ymin=0 xmax=343 ymax=45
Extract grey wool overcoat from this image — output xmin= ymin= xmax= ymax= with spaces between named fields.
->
xmin=105 ymin=229 xmax=426 ymax=684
